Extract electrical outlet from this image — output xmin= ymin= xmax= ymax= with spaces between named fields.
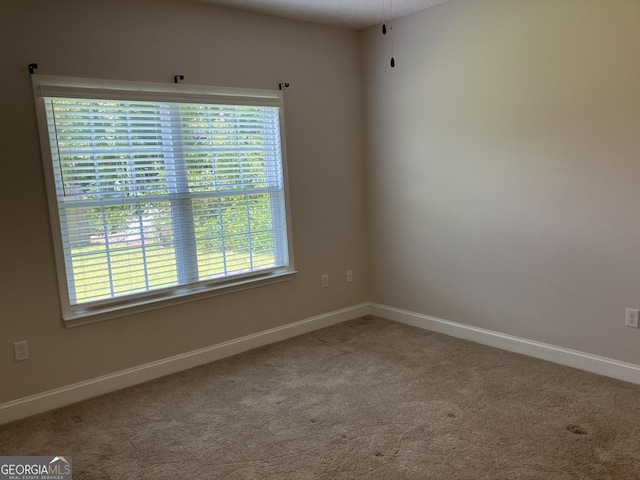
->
xmin=321 ymin=274 xmax=329 ymax=288
xmin=625 ymin=308 xmax=639 ymax=328
xmin=14 ymin=341 xmax=29 ymax=362
xmin=346 ymin=269 xmax=353 ymax=283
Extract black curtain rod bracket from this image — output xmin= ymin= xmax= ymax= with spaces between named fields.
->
xmin=29 ymin=63 xmax=38 ymax=75
xmin=279 ymin=83 xmax=290 ymax=91
xmin=174 ymin=75 xmax=184 ymax=84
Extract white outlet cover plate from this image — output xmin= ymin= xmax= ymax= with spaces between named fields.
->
xmin=625 ymin=308 xmax=639 ymax=328
xmin=14 ymin=341 xmax=29 ymax=361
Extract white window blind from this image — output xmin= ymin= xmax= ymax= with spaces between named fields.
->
xmin=33 ymin=76 xmax=294 ymax=324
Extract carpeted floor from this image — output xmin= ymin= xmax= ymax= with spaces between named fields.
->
xmin=2 ymin=317 xmax=640 ymax=479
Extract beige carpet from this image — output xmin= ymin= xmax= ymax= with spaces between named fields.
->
xmin=2 ymin=317 xmax=640 ymax=479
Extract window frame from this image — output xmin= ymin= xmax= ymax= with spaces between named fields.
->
xmin=32 ymin=75 xmax=296 ymax=327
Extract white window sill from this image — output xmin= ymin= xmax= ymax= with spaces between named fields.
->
xmin=63 ymin=270 xmax=297 ymax=328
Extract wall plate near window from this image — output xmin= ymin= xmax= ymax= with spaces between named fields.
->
xmin=32 ymin=75 xmax=295 ymax=326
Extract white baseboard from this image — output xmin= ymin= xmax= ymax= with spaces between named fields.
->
xmin=0 ymin=303 xmax=370 ymax=426
xmin=370 ymin=303 xmax=640 ymax=386
xmin=4 ymin=302 xmax=640 ymax=426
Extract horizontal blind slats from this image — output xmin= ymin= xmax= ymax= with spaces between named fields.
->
xmin=44 ymin=93 xmax=288 ymax=308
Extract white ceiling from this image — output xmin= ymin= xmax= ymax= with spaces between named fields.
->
xmin=188 ymin=0 xmax=449 ymax=29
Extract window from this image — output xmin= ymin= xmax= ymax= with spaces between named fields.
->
xmin=32 ymin=75 xmax=294 ymax=325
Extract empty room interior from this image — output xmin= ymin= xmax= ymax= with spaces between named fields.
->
xmin=2 ymin=0 xmax=640 ymax=477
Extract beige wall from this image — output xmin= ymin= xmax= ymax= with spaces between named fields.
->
xmin=362 ymin=0 xmax=640 ymax=364
xmin=0 ymin=0 xmax=368 ymax=403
